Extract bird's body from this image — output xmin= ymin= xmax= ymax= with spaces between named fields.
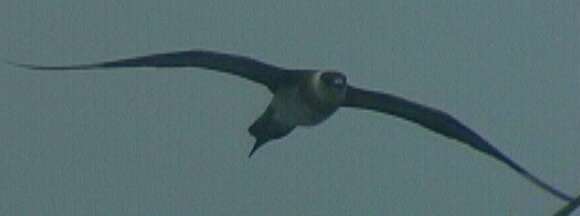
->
xmin=271 ymin=79 xmax=323 ymax=126
xmin=270 ymin=70 xmax=343 ymax=126
xmin=9 ymin=49 xmax=574 ymax=202
xmin=247 ymin=70 xmax=345 ymax=155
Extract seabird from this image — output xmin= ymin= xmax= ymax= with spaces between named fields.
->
xmin=10 ymin=49 xmax=573 ymax=202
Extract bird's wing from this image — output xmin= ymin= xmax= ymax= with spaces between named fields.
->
xmin=342 ymin=85 xmax=572 ymax=202
xmin=9 ymin=50 xmax=290 ymax=91
xmin=555 ymin=194 xmax=580 ymax=216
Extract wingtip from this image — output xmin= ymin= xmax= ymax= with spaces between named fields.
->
xmin=518 ymin=169 xmax=574 ymax=202
xmin=3 ymin=60 xmax=31 ymax=69
xmin=3 ymin=60 xmax=55 ymax=70
xmin=3 ymin=59 xmax=99 ymax=71
xmin=554 ymin=193 xmax=580 ymax=216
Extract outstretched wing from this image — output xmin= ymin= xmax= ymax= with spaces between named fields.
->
xmin=10 ymin=50 xmax=289 ymax=91
xmin=342 ymin=85 xmax=572 ymax=202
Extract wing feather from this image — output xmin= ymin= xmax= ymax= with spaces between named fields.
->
xmin=342 ymin=85 xmax=572 ymax=201
xmin=10 ymin=50 xmax=289 ymax=91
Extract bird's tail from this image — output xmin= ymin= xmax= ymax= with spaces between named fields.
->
xmin=248 ymin=139 xmax=267 ymax=158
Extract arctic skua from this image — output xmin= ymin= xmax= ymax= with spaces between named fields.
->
xmin=10 ymin=49 xmax=573 ymax=202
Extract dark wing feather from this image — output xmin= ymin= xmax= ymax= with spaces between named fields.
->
xmin=555 ymin=194 xmax=580 ymax=216
xmin=10 ymin=50 xmax=288 ymax=91
xmin=342 ymin=85 xmax=572 ymax=202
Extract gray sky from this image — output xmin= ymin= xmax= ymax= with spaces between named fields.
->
xmin=1 ymin=0 xmax=579 ymax=215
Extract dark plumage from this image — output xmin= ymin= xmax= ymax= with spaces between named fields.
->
xmin=9 ymin=49 xmax=573 ymax=202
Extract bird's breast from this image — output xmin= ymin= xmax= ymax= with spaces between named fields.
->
xmin=270 ymin=85 xmax=337 ymax=126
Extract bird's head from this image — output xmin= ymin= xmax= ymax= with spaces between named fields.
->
xmin=320 ymin=71 xmax=347 ymax=91
xmin=311 ymin=70 xmax=348 ymax=105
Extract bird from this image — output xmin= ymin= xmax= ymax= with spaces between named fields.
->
xmin=9 ymin=49 xmax=573 ymax=202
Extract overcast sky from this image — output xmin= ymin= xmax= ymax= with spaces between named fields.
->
xmin=1 ymin=1 xmax=579 ymax=215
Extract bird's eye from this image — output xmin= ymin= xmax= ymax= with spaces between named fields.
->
xmin=332 ymin=78 xmax=344 ymax=86
xmin=320 ymin=71 xmax=346 ymax=88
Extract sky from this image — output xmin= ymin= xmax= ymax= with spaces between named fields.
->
xmin=1 ymin=0 xmax=579 ymax=215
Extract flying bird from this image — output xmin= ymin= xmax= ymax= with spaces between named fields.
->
xmin=10 ymin=49 xmax=573 ymax=202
